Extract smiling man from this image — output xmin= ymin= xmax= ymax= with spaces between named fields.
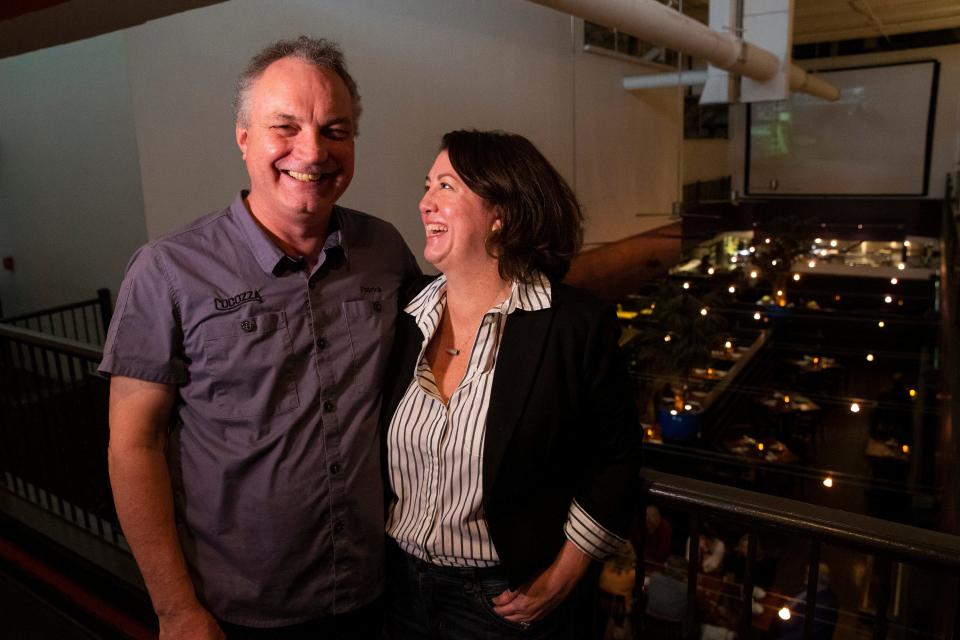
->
xmin=100 ymin=37 xmax=419 ymax=640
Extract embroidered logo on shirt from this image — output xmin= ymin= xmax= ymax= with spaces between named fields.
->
xmin=214 ymin=290 xmax=263 ymax=311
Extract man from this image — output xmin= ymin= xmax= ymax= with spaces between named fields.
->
xmin=100 ymin=36 xmax=419 ymax=639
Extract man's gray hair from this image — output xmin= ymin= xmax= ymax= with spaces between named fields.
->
xmin=234 ymin=35 xmax=362 ymax=128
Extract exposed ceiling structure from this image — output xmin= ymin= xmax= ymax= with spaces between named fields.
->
xmin=1 ymin=0 xmax=959 ymax=60
xmin=681 ymin=0 xmax=960 ymax=45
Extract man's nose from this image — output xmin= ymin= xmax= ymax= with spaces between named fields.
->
xmin=296 ymin=131 xmax=330 ymax=164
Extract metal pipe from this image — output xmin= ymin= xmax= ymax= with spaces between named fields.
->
xmin=622 ymin=70 xmax=708 ymax=90
xmin=530 ymin=0 xmax=840 ymax=101
xmin=789 ymin=65 xmax=842 ymax=101
xmin=530 ymin=0 xmax=779 ymax=79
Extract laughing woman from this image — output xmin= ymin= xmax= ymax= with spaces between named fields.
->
xmin=383 ymin=130 xmax=641 ymax=639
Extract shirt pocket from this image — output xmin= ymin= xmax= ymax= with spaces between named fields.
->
xmin=201 ymin=311 xmax=300 ymax=419
xmin=342 ymin=296 xmax=397 ymax=395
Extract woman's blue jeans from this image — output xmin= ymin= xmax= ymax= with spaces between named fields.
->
xmin=384 ymin=543 xmax=581 ymax=639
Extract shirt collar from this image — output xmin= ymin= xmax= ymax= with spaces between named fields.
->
xmin=230 ymin=190 xmax=348 ymax=276
xmin=404 ymin=273 xmax=552 ymax=337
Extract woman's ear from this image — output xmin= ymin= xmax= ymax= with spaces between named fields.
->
xmin=491 ymin=217 xmax=503 ymax=232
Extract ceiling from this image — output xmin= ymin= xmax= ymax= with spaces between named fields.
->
xmin=1 ymin=0 xmax=959 ymax=60
xmin=683 ymin=0 xmax=960 ymax=45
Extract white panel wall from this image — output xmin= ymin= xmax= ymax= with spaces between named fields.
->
xmin=573 ymin=37 xmax=680 ymax=245
xmin=0 ymin=33 xmax=147 ymax=316
xmin=0 ymin=0 xmax=681 ymax=314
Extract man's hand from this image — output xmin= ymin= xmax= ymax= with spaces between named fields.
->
xmin=158 ymin=603 xmax=225 ymax=640
xmin=491 ymin=541 xmax=592 ymax=624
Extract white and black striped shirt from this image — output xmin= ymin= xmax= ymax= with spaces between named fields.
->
xmin=386 ymin=274 xmax=624 ymax=567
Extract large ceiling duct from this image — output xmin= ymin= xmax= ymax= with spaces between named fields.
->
xmin=528 ymin=0 xmax=839 ymax=101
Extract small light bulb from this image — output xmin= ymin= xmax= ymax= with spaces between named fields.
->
xmin=771 ymin=259 xmax=778 ymax=266
xmin=670 ymin=409 xmax=678 ymax=416
xmin=850 ymin=402 xmax=860 ymax=413
xmin=909 ymin=388 xmax=917 ymax=398
xmin=878 ymin=321 xmax=885 ymax=328
xmin=724 ymin=340 xmax=733 ymax=349
xmin=793 ymin=273 xmax=801 ymax=281
xmin=700 ymin=308 xmax=708 ymax=316
xmin=764 ymin=238 xmax=771 ymax=244
xmin=750 ymin=270 xmax=758 ymax=279
xmin=731 ymin=256 xmax=738 ymax=263
xmin=684 ymin=404 xmax=692 ymax=411
xmin=707 ymin=267 xmax=715 ymax=275
xmin=664 ymin=334 xmax=672 ymax=342
xmin=783 ymin=395 xmax=791 ymax=403
xmin=823 ymin=477 xmax=834 ymax=488
xmin=884 ymin=295 xmax=893 ymax=304
xmin=814 ymin=238 xmax=823 ymax=244
xmin=749 ymin=246 xmax=756 ymax=253
xmin=830 ymin=240 xmax=838 ymax=248
xmin=779 ymin=607 xmax=792 ymax=621
xmin=890 ymin=277 xmax=898 ymax=285
xmin=646 ymin=428 xmax=654 ymax=437
xmin=758 ymin=442 xmax=764 ymax=451
xmin=753 ymin=312 xmax=761 ymax=320
xmin=808 ymin=260 xmax=816 ymax=268
xmin=776 ymin=290 xmax=784 ymax=297
xmin=897 ymin=262 xmax=906 ymax=270
xmin=904 ymin=240 xmax=911 ymax=247
xmin=902 ymin=444 xmax=910 ymax=454
xmin=866 ymin=354 xmax=874 ymax=362
xmin=683 ymin=282 xmax=691 ymax=290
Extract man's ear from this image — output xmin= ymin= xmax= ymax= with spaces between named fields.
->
xmin=236 ymin=126 xmax=249 ymax=159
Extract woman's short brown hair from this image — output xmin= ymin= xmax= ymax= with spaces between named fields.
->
xmin=441 ymin=129 xmax=584 ymax=283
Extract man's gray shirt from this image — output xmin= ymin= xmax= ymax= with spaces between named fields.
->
xmin=100 ymin=192 xmax=419 ymax=626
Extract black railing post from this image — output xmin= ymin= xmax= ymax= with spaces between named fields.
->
xmin=739 ymin=531 xmax=757 ymax=639
xmin=685 ymin=514 xmax=701 ymax=640
xmin=803 ymin=539 xmax=821 ymax=640
xmin=96 ymin=288 xmax=113 ymax=342
xmin=873 ymin=556 xmax=892 ymax=640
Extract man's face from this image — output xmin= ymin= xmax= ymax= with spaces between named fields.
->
xmin=236 ymin=57 xmax=356 ymax=228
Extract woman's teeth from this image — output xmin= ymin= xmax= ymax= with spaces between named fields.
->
xmin=426 ymin=224 xmax=448 ymax=235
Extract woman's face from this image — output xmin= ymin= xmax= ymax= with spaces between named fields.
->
xmin=419 ymin=150 xmax=500 ymax=274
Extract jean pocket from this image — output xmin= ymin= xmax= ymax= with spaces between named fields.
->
xmin=472 ymin=580 xmax=537 ymax=634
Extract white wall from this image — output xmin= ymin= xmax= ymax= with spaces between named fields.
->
xmin=0 ymin=0 xmax=681 ymax=314
xmin=0 ymin=33 xmax=148 ymax=316
xmin=730 ymin=43 xmax=960 ymax=199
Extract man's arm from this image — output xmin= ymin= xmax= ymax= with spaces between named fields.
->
xmin=107 ymin=376 xmax=224 ymax=640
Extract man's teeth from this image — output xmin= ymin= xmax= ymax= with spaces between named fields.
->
xmin=286 ymin=170 xmax=322 ymax=182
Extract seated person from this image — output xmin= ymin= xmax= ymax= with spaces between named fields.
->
xmin=645 ymin=555 xmax=688 ymax=623
xmin=725 ymin=533 xmax=778 ymax=591
xmin=776 ymin=563 xmax=838 ymax=640
xmin=686 ymin=524 xmax=726 ymax=575
xmin=638 ymin=505 xmax=673 ymax=565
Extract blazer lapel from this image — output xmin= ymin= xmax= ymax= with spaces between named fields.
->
xmin=483 ymin=305 xmax=555 ymax=494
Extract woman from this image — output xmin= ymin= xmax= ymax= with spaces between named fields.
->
xmin=383 ymin=130 xmax=640 ymax=638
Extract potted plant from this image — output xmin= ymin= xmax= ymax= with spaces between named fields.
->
xmin=627 ymin=281 xmax=729 ymax=441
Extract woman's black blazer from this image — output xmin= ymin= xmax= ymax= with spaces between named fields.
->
xmin=381 ymin=275 xmax=641 ymax=585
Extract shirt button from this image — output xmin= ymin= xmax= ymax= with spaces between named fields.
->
xmin=323 ymin=400 xmax=336 ymax=412
xmin=240 ymin=319 xmax=257 ymax=332
xmin=317 ymin=337 xmax=327 ymax=350
xmin=308 ymin=281 xmax=317 ymax=290
xmin=373 ymin=301 xmax=383 ymax=312
xmin=330 ymin=462 xmax=342 ymax=474
xmin=333 ymin=521 xmax=344 ymax=534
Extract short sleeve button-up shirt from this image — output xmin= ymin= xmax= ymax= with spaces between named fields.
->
xmin=100 ymin=192 xmax=419 ymax=626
